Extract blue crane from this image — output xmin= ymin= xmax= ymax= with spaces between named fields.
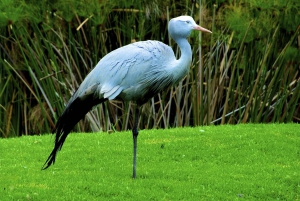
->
xmin=42 ymin=16 xmax=211 ymax=178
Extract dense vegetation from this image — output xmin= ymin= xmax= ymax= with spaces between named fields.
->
xmin=1 ymin=0 xmax=299 ymax=137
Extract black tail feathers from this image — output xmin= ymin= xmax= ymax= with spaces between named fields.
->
xmin=42 ymin=96 xmax=105 ymax=170
xmin=41 ymin=129 xmax=69 ymax=170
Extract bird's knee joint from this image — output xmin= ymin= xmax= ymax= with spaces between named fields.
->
xmin=132 ymin=127 xmax=139 ymax=137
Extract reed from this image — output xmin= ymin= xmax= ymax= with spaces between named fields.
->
xmin=0 ymin=0 xmax=299 ymax=137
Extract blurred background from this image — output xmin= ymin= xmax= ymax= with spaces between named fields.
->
xmin=0 ymin=0 xmax=299 ymax=137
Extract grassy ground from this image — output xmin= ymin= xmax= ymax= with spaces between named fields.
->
xmin=1 ymin=124 xmax=299 ymax=200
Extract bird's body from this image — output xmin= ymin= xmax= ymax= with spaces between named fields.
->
xmin=43 ymin=16 xmax=211 ymax=178
xmin=73 ymin=40 xmax=187 ymax=105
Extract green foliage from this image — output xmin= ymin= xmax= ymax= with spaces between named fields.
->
xmin=224 ymin=0 xmax=300 ymax=42
xmin=0 ymin=124 xmax=299 ymax=200
xmin=0 ymin=0 xmax=30 ymax=27
xmin=0 ymin=0 xmax=299 ymax=137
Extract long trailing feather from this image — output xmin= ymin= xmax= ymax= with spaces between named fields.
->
xmin=42 ymin=95 xmax=105 ymax=170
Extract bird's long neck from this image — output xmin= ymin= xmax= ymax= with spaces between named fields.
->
xmin=172 ymin=38 xmax=192 ymax=83
xmin=176 ymin=38 xmax=192 ymax=65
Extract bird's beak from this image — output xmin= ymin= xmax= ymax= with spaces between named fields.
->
xmin=193 ymin=25 xmax=212 ymax=34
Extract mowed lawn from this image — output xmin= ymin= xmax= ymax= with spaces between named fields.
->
xmin=1 ymin=124 xmax=299 ymax=200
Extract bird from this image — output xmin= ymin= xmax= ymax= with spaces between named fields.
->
xmin=42 ymin=15 xmax=212 ymax=178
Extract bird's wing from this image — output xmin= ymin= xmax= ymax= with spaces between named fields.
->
xmin=74 ymin=40 xmax=175 ymax=102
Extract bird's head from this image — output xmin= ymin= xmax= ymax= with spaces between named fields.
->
xmin=168 ymin=16 xmax=212 ymax=39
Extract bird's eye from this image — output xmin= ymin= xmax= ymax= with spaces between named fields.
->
xmin=185 ymin=21 xmax=190 ymax=24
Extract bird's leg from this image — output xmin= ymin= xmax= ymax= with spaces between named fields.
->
xmin=132 ymin=106 xmax=140 ymax=179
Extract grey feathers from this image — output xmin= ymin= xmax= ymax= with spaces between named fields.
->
xmin=73 ymin=40 xmax=177 ymax=104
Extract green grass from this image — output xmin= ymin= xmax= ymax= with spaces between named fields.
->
xmin=1 ymin=124 xmax=299 ymax=200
